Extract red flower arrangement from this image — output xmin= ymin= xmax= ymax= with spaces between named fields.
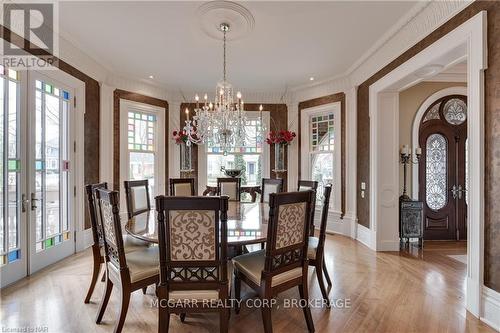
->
xmin=172 ymin=129 xmax=188 ymax=145
xmin=265 ymin=130 xmax=296 ymax=145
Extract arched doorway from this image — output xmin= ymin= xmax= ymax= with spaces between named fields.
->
xmin=418 ymin=95 xmax=467 ymax=240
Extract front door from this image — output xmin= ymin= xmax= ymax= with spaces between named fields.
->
xmin=419 ymin=95 xmax=467 ymax=240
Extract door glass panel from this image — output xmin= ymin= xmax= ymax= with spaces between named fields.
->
xmin=0 ymin=68 xmax=21 ymax=265
xmin=443 ymin=98 xmax=467 ymax=125
xmin=426 ymin=133 xmax=447 ymax=210
xmin=34 ymin=80 xmax=70 ymax=252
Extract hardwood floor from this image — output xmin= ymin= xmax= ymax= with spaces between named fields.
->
xmin=0 ymin=236 xmax=494 ymax=333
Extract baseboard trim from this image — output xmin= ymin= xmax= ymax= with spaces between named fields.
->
xmin=481 ymin=286 xmax=500 ymax=331
xmin=356 ymin=223 xmax=374 ymax=249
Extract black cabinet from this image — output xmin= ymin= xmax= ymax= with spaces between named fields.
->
xmin=399 ymin=200 xmax=424 ymax=247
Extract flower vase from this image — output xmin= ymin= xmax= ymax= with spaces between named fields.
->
xmin=274 ymin=143 xmax=286 ymax=173
xmin=180 ymin=142 xmax=193 ymax=177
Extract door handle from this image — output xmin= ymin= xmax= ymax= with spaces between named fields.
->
xmin=451 ymin=185 xmax=458 ymax=199
xmin=21 ymin=194 xmax=30 ymax=212
xmin=31 ymin=192 xmax=39 ymax=211
xmin=457 ymin=185 xmax=463 ymax=200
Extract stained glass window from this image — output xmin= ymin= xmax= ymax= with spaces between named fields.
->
xmin=310 ymin=113 xmax=334 ymax=203
xmin=423 ymin=102 xmax=441 ymax=122
xmin=206 ymin=118 xmax=263 ymax=154
xmin=128 ymin=111 xmax=156 ymax=151
xmin=206 ymin=117 xmax=264 ymax=190
xmin=310 ymin=114 xmax=334 ymax=152
xmin=443 ymin=98 xmax=467 ymax=125
xmin=426 ymin=133 xmax=448 ymax=210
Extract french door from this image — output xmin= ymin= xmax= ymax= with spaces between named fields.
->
xmin=0 ymin=68 xmax=76 ymax=287
xmin=418 ymin=95 xmax=467 ymax=240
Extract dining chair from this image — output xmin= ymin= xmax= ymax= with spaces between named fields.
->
xmin=233 ymin=190 xmax=315 ymax=333
xmin=297 ymin=180 xmax=318 ymax=236
xmin=308 ymin=184 xmax=333 ymax=306
xmin=94 ymin=188 xmax=159 ymax=333
xmin=169 ymin=178 xmax=195 ymax=196
xmin=261 ymin=178 xmax=284 ymax=203
xmin=124 ymin=179 xmax=151 ymax=219
xmin=217 ymin=177 xmax=241 ymax=201
xmin=155 ymin=195 xmax=231 ymax=333
xmin=84 ymin=182 xmax=150 ymax=304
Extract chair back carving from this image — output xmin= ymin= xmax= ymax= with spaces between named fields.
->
xmin=169 ymin=178 xmax=195 ymax=196
xmin=124 ymin=179 xmax=151 ymax=218
xmin=85 ymin=182 xmax=108 ymax=248
xmin=217 ymin=177 xmax=241 ymax=201
xmin=96 ymin=189 xmax=127 ymax=271
xmin=261 ymin=178 xmax=284 ymax=203
xmin=156 ymin=196 xmax=229 ymax=292
xmin=264 ymin=191 xmax=313 ymax=276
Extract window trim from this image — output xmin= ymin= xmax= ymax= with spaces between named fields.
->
xmin=300 ymin=102 xmax=342 ymax=215
xmin=198 ymin=111 xmax=270 ymax=194
xmin=119 ymin=100 xmax=165 ymax=213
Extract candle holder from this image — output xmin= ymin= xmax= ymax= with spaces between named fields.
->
xmin=400 ymin=146 xmax=421 ymax=201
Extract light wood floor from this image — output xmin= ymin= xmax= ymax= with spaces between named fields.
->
xmin=0 ymin=236 xmax=495 ymax=333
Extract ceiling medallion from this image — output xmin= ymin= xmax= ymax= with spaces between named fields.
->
xmin=197 ymin=1 xmax=255 ymax=41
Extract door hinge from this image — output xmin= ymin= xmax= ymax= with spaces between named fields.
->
xmin=74 ymin=186 xmax=77 ymax=197
xmin=73 ymin=96 xmax=76 ymax=108
xmin=73 ymin=141 xmax=76 ymax=153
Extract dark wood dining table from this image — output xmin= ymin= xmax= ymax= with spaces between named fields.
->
xmin=124 ymin=201 xmax=269 ymax=246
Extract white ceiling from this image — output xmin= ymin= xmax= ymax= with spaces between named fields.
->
xmin=59 ymin=1 xmax=420 ymax=94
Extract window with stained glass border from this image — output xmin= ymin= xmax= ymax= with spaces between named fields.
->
xmin=127 ymin=111 xmax=156 ymax=151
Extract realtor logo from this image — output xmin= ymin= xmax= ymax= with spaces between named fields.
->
xmin=1 ymin=1 xmax=59 ymax=69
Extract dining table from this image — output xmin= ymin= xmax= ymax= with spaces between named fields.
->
xmin=124 ymin=201 xmax=269 ymax=247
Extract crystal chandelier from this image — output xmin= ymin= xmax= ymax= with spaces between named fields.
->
xmin=183 ymin=22 xmax=250 ymax=156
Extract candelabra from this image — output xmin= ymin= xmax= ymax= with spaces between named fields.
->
xmin=400 ymin=145 xmax=421 ymax=201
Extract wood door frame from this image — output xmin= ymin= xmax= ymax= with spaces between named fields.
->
xmin=368 ymin=12 xmax=486 ymax=316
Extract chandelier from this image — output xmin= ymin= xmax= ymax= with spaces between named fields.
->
xmin=183 ymin=22 xmax=264 ymax=156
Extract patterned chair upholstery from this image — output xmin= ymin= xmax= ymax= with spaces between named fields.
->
xmin=156 ymin=195 xmax=231 ymax=333
xmin=232 ymin=190 xmax=315 ymax=333
xmin=94 ymin=189 xmax=159 ymax=333
xmin=169 ymin=178 xmax=195 ymax=196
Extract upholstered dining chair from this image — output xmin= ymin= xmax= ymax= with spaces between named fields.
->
xmin=124 ymin=180 xmax=151 ymax=219
xmin=217 ymin=177 xmax=241 ymax=201
xmin=297 ymin=180 xmax=318 ymax=236
xmin=261 ymin=178 xmax=284 ymax=203
xmin=84 ymin=183 xmax=149 ymax=304
xmin=169 ymin=178 xmax=195 ymax=196
xmin=94 ymin=188 xmax=159 ymax=333
xmin=233 ymin=190 xmax=315 ymax=333
xmin=308 ymin=184 xmax=333 ymax=306
xmin=155 ymin=195 xmax=231 ymax=333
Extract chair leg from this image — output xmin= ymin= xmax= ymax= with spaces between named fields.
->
xmin=234 ymin=272 xmax=241 ymax=314
xmin=114 ymin=288 xmax=131 ymax=333
xmin=158 ymin=308 xmax=170 ymax=333
xmin=220 ymin=308 xmax=229 ymax=333
xmin=260 ymin=303 xmax=273 ymax=333
xmin=96 ymin=278 xmax=113 ymax=324
xmin=298 ymin=283 xmax=315 ymax=333
xmin=142 ymin=286 xmax=147 ymax=295
xmin=84 ymin=260 xmax=101 ymax=303
xmin=180 ymin=313 xmax=186 ymax=322
xmin=315 ymin=263 xmax=330 ymax=307
xmin=322 ymin=258 xmax=332 ymax=286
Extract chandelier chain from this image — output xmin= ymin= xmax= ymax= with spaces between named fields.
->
xmin=223 ymin=29 xmax=227 ymax=82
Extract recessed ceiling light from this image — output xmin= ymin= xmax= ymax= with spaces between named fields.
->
xmin=149 ymin=75 xmax=154 ymax=79
xmin=309 ymin=77 xmax=314 ymax=81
